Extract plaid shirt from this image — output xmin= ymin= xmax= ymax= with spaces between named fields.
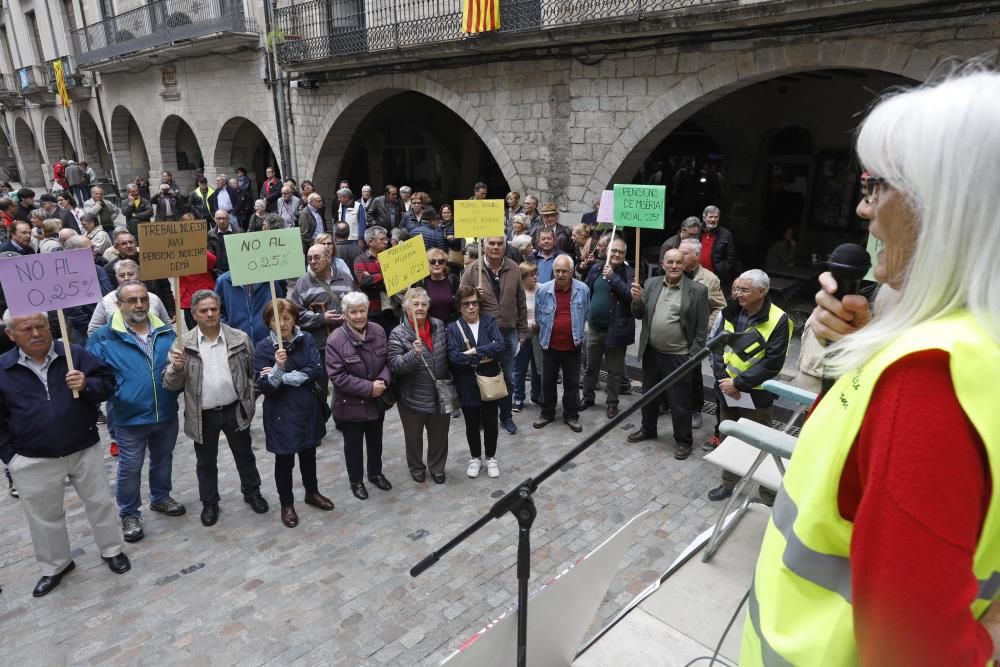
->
xmin=124 ymin=321 xmax=155 ymax=360
xmin=353 ymin=251 xmax=384 ymax=314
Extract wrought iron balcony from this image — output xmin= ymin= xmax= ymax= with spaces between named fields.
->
xmin=46 ymin=56 xmax=93 ymax=100
xmin=72 ymin=0 xmax=259 ymax=68
xmin=274 ymin=0 xmax=741 ymax=66
xmin=0 ymin=73 xmax=25 ymax=108
xmin=15 ymin=65 xmax=51 ymax=100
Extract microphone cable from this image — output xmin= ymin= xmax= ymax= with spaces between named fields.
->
xmin=681 ymin=585 xmax=751 ymax=667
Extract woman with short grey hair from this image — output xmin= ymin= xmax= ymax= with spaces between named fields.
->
xmin=387 ymin=287 xmax=452 ymax=484
xmin=326 ymin=291 xmax=393 ymax=500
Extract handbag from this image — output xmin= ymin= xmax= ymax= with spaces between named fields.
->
xmin=310 ymin=380 xmax=332 ymax=422
xmin=418 ymin=346 xmax=460 ymax=414
xmin=354 ymin=329 xmax=396 ymax=414
xmin=457 ymin=321 xmax=508 ymax=401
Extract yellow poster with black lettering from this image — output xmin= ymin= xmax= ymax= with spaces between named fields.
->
xmin=380 ymin=235 xmax=430 ymax=296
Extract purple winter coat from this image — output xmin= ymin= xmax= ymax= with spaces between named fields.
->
xmin=325 ymin=322 xmax=391 ymax=423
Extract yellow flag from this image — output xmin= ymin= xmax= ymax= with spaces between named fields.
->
xmin=53 ymin=60 xmax=71 ymax=107
xmin=462 ymin=0 xmax=500 ymax=34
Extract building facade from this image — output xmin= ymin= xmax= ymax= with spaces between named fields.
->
xmin=1 ymin=0 xmax=998 ymax=260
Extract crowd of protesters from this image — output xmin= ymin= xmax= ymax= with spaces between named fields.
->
xmin=0 ymin=168 xmax=791 ymax=599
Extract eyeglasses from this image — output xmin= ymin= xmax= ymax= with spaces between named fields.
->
xmin=461 ymin=301 xmax=479 ymax=308
xmin=609 ymin=249 xmax=625 ymax=255
xmin=860 ymin=173 xmax=888 ymax=205
xmin=733 ymin=286 xmax=758 ymax=295
xmin=119 ymin=296 xmax=150 ymax=305
xmin=429 ymin=259 xmax=446 ymax=265
xmin=307 ymin=256 xmax=325 ymax=262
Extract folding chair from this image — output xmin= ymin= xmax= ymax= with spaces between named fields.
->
xmin=701 ymin=380 xmax=816 ymax=562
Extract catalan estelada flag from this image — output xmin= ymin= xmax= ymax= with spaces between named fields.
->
xmin=462 ymin=0 xmax=500 ymax=34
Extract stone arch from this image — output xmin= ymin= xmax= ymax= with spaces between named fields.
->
xmin=42 ymin=115 xmax=75 ymax=164
xmin=160 ymin=115 xmax=205 ymax=192
xmin=209 ymin=116 xmax=278 ymax=192
xmin=585 ymin=39 xmax=946 ymax=205
xmin=13 ymin=117 xmax=45 ymax=187
xmin=79 ymin=109 xmax=113 ymax=179
xmin=110 ymin=105 xmax=151 ymax=188
xmin=305 ymin=72 xmax=521 ymax=197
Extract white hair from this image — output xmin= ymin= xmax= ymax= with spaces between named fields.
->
xmin=341 ymin=291 xmax=369 ymax=311
xmin=825 ymin=66 xmax=1000 ymax=374
xmin=510 ymin=234 xmax=533 ymax=252
xmin=738 ymin=268 xmax=769 ymax=291
xmin=403 ymin=286 xmax=429 ymax=310
xmin=679 ymin=237 xmax=702 ymax=256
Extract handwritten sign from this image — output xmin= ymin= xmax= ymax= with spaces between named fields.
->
xmin=613 ymin=184 xmax=666 ymax=229
xmin=223 ymin=227 xmax=304 ymax=286
xmin=454 ymin=200 xmax=505 ymax=238
xmin=380 ymin=235 xmax=431 ymax=296
xmin=0 ymin=248 xmax=102 ymax=316
xmin=596 ymin=190 xmax=614 ymax=223
xmin=138 ymin=220 xmax=208 ymax=280
xmin=864 ymin=232 xmax=883 ymax=282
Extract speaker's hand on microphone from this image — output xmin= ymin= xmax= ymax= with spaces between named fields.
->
xmin=809 ymin=271 xmax=871 ymax=344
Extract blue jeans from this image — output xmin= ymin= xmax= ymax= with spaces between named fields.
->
xmin=512 ymin=336 xmax=540 ymax=403
xmin=498 ymin=329 xmax=520 ymax=421
xmin=114 ymin=417 xmax=180 ymax=518
xmin=106 ymin=402 xmax=116 ymax=441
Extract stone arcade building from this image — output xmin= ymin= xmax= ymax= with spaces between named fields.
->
xmin=1 ymin=0 xmax=998 ymax=261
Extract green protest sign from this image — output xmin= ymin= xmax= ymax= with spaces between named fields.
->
xmin=223 ymin=228 xmax=305 ymax=286
xmin=613 ymin=184 xmax=667 ymax=229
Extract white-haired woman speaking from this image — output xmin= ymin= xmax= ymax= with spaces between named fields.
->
xmin=745 ymin=69 xmax=1000 ymax=665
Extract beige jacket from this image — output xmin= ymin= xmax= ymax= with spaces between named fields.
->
xmin=690 ymin=265 xmax=727 ymax=330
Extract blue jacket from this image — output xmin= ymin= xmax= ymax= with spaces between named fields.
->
xmin=410 ymin=222 xmax=450 ymax=252
xmin=584 ymin=262 xmax=636 ymax=348
xmin=0 ymin=341 xmax=115 ymax=463
xmin=215 ymin=271 xmax=287 ymax=346
xmin=535 ymin=279 xmax=590 ymax=349
xmin=85 ymin=311 xmax=179 ymax=427
xmin=446 ymin=314 xmax=506 ymax=408
xmin=254 ymin=328 xmax=327 ymax=454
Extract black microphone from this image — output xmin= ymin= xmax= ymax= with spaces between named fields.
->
xmin=826 ymin=243 xmax=871 ymax=300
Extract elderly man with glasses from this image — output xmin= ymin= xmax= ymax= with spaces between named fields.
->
xmin=291 ymin=244 xmax=356 ymax=366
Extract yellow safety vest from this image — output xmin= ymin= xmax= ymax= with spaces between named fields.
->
xmin=722 ymin=302 xmax=792 ymax=389
xmin=742 ymin=311 xmax=1000 ymax=666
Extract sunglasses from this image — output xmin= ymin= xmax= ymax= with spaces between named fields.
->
xmin=860 ymin=173 xmax=888 ymax=205
xmin=461 ymin=301 xmax=479 ymax=308
xmin=429 ymin=259 xmax=446 ymax=265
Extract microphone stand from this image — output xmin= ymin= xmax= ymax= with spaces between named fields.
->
xmin=409 ymin=332 xmax=733 ymax=667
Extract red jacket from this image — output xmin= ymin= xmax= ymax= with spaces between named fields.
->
xmin=179 ymin=252 xmax=217 ymax=309
xmin=53 ymin=162 xmax=67 ymax=189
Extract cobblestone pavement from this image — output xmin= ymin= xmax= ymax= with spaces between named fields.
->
xmin=0 ymin=364 xmax=734 ymax=666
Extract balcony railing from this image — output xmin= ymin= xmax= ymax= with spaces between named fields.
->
xmin=46 ymin=56 xmax=92 ymax=90
xmin=15 ymin=66 xmax=49 ymax=94
xmin=72 ymin=0 xmax=258 ymax=67
xmin=0 ymin=73 xmax=22 ymax=98
xmin=275 ymin=0 xmax=736 ymax=65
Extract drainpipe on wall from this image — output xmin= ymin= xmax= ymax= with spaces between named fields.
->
xmin=262 ymin=0 xmax=292 ymax=179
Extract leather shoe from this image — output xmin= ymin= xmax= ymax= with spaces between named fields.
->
xmin=280 ymin=505 xmax=299 ymax=527
xmin=350 ymin=482 xmax=369 ymax=500
xmin=627 ymin=429 xmax=656 ymax=443
xmin=244 ymin=491 xmax=269 ymax=514
xmin=565 ymin=419 xmax=583 ymax=433
xmin=708 ymin=485 xmax=734 ymax=502
xmin=200 ymin=503 xmax=219 ymax=526
xmin=411 ymin=471 xmax=426 ymax=483
xmin=674 ymin=444 xmax=692 ymax=460
xmin=103 ymin=553 xmax=131 ymax=574
xmin=431 ymin=472 xmax=446 ymax=484
xmin=33 ymin=561 xmax=75 ymax=597
xmin=606 ymin=405 xmax=619 ymax=419
xmin=304 ymin=492 xmax=335 ymax=511
xmin=368 ymin=474 xmax=392 ymax=491
xmin=580 ymin=398 xmax=595 ymax=410
xmin=533 ymin=417 xmax=554 ymax=429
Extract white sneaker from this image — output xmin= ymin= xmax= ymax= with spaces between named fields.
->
xmin=485 ymin=457 xmax=500 ymax=478
xmin=467 ymin=458 xmax=482 ymax=478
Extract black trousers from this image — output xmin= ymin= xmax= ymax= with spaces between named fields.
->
xmin=462 ymin=401 xmax=500 ymax=459
xmin=194 ymin=403 xmax=261 ymax=505
xmin=640 ymin=349 xmax=693 ymax=446
xmin=183 ymin=308 xmax=196 ymax=331
xmin=691 ymin=361 xmax=705 ymax=413
xmin=340 ymin=418 xmax=384 ymax=483
xmin=274 ymin=447 xmax=318 ymax=507
xmin=541 ymin=346 xmax=582 ymax=421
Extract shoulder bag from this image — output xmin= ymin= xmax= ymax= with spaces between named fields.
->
xmin=418 ymin=346 xmax=460 ymax=414
xmin=457 ymin=322 xmax=508 ymax=402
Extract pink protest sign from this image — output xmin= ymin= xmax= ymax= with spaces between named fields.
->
xmin=596 ymin=190 xmax=614 ymax=223
xmin=0 ymin=248 xmax=102 ymax=316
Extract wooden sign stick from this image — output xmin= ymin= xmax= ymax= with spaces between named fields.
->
xmin=171 ymin=276 xmax=183 ymax=342
xmin=478 ymin=237 xmax=484 ymax=289
xmin=634 ymin=228 xmax=641 ymax=285
xmin=270 ymin=281 xmax=283 ymax=352
xmin=605 ymin=225 xmax=617 ymax=268
xmin=56 ymin=308 xmax=80 ymax=399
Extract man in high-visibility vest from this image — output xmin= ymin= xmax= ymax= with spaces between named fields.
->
xmin=706 ymin=268 xmax=791 ymax=502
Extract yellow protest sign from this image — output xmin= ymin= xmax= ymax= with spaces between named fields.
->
xmin=380 ymin=235 xmax=430 ymax=296
xmin=454 ymin=199 xmax=505 ymax=238
xmin=137 ymin=220 xmax=209 ymax=280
